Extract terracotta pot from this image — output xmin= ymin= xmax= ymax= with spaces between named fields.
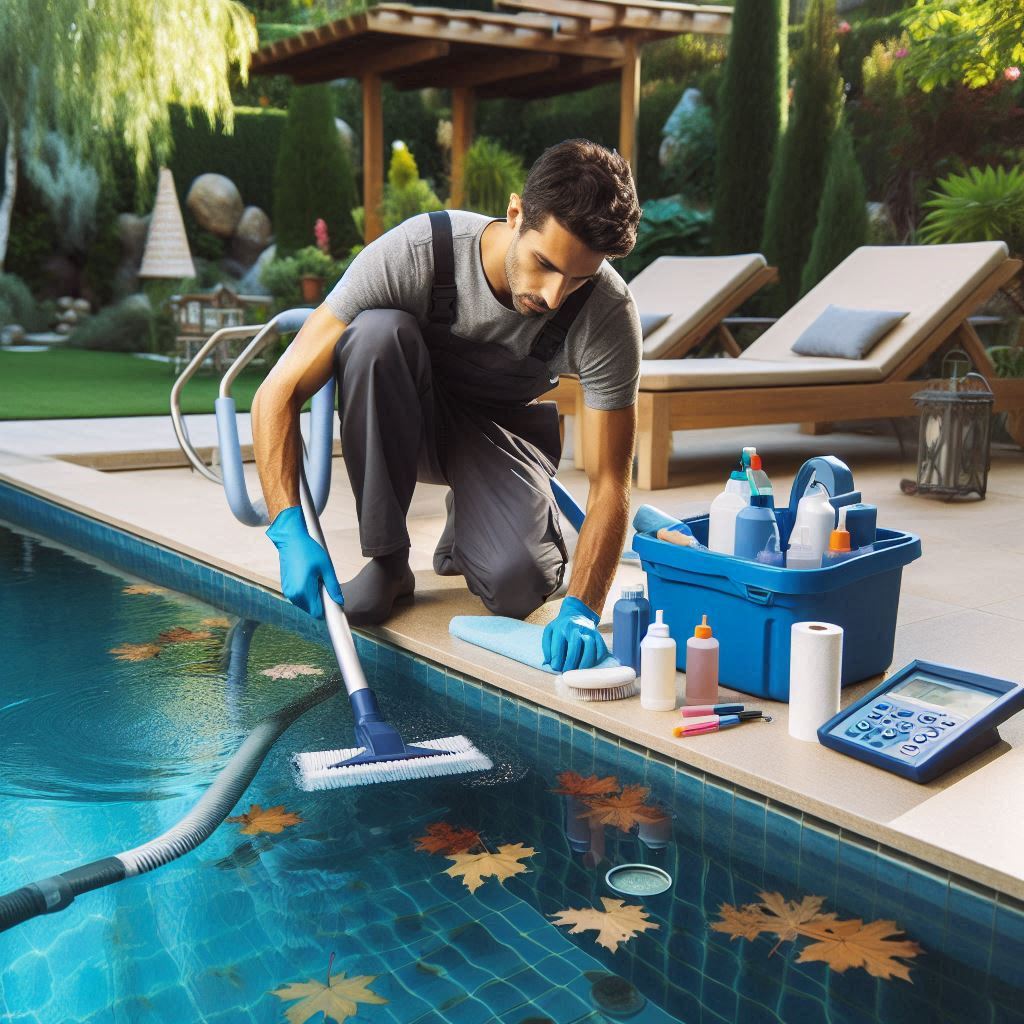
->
xmin=300 ymin=274 xmax=325 ymax=302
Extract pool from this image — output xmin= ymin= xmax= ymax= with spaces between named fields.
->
xmin=1 ymin=493 xmax=1023 ymax=1024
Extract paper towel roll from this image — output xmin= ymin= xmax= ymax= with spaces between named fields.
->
xmin=788 ymin=621 xmax=844 ymax=742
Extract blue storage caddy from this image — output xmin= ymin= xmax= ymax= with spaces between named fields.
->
xmin=633 ymin=517 xmax=921 ymax=702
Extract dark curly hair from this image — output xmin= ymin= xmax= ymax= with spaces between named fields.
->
xmin=519 ymin=139 xmax=641 ymax=259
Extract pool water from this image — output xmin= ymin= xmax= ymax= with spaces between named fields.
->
xmin=1 ymin=519 xmax=1023 ymax=1024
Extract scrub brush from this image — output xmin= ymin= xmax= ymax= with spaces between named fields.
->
xmin=560 ymin=666 xmax=639 ymax=702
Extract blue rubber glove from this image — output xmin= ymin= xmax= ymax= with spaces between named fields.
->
xmin=542 ymin=596 xmax=609 ymax=673
xmin=266 ymin=506 xmax=345 ymax=619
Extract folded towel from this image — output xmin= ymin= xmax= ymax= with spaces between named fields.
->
xmin=449 ymin=615 xmax=618 ymax=674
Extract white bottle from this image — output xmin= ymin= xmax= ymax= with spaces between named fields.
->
xmin=785 ymin=525 xmax=820 ymax=570
xmin=791 ymin=483 xmax=834 ymax=565
xmin=640 ymin=610 xmax=678 ymax=711
xmin=708 ymin=471 xmax=749 ymax=555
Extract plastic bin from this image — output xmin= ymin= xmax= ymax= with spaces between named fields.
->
xmin=633 ymin=515 xmax=921 ymax=702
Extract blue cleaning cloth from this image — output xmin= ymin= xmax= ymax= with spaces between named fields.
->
xmin=449 ymin=615 xmax=619 ymax=674
xmin=632 ymin=504 xmax=694 ymax=538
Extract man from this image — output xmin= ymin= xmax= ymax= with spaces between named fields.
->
xmin=252 ymin=138 xmax=642 ymax=672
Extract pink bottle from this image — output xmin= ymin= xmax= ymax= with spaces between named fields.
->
xmin=685 ymin=615 xmax=719 ymax=704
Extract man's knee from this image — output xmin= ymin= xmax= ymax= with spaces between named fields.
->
xmin=334 ymin=309 xmax=423 ymax=375
xmin=476 ymin=546 xmax=564 ymax=619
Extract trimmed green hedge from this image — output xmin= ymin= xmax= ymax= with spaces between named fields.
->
xmin=167 ymin=105 xmax=288 ymax=217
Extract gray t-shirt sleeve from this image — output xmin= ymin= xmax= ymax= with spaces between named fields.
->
xmin=575 ymin=293 xmax=642 ymax=411
xmin=324 ymin=216 xmax=431 ymax=325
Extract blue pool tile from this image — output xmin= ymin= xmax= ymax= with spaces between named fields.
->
xmin=730 ymin=793 xmax=767 ymax=888
xmin=797 ymin=821 xmax=839 ymax=903
xmin=480 ymin=687 xmax=501 ymax=723
xmin=701 ymin=780 xmax=734 ymax=857
xmin=946 ymin=880 xmax=996 ymax=973
xmin=835 ymin=833 xmax=879 ymax=919
xmin=762 ymin=806 xmax=802 ymax=890
xmin=701 ymin=970 xmax=739 ymax=1021
xmin=897 ymin=863 xmax=948 ymax=954
xmin=735 ymin=995 xmax=782 ymax=1024
xmin=671 ymin=769 xmax=704 ymax=852
xmin=991 ymin=899 xmax=1024 ymax=988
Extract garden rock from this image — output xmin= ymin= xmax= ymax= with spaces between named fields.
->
xmin=239 ymin=244 xmax=275 ymax=296
xmin=660 ymin=88 xmax=703 ymax=168
xmin=72 ymin=298 xmax=91 ymax=315
xmin=59 ymin=309 xmax=80 ymax=327
xmin=231 ymin=206 xmax=273 ymax=266
xmin=57 ymin=296 xmax=75 ymax=311
xmin=118 ymin=213 xmax=151 ymax=268
xmin=1 ymin=324 xmax=25 ymax=345
xmin=187 ymin=174 xmax=244 ymax=238
xmin=335 ymin=117 xmax=356 ymax=158
xmin=55 ymin=323 xmax=73 ymax=336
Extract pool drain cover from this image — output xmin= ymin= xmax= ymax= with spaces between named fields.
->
xmin=605 ymin=863 xmax=672 ymax=897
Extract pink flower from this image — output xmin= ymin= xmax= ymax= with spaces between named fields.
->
xmin=1004 ymin=66 xmax=1022 ymax=82
xmin=894 ymin=47 xmax=909 ymax=59
xmin=836 ymin=20 xmax=851 ymax=34
xmin=314 ymin=218 xmax=330 ymax=255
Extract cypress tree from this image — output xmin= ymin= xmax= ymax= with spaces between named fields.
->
xmin=800 ymin=117 xmax=868 ymax=296
xmin=272 ymin=85 xmax=360 ymax=257
xmin=712 ymin=0 xmax=788 ymax=256
xmin=761 ymin=0 xmax=843 ymax=310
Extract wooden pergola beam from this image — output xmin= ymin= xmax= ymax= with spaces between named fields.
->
xmin=362 ymin=73 xmax=384 ymax=244
xmin=496 ymin=0 xmax=732 ymax=34
xmin=476 ymin=57 xmax=621 ymax=99
xmin=619 ymin=35 xmax=640 ymax=179
xmin=389 ymin=52 xmax=561 ymax=92
xmin=450 ymin=87 xmax=476 ymax=209
xmin=290 ymin=39 xmax=451 ymax=82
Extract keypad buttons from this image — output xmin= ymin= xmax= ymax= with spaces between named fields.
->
xmin=896 ymin=710 xmax=914 ymax=718
xmin=897 ymin=722 xmax=913 ymax=734
xmin=941 ymin=720 xmax=957 ymax=729
xmin=868 ymin=711 xmax=884 ymax=720
xmin=913 ymin=733 xmax=928 ymax=744
xmin=874 ymin=702 xmax=892 ymax=712
xmin=923 ymin=727 xmax=940 ymax=739
xmin=881 ymin=728 xmax=898 ymax=740
xmin=919 ymin=713 xmax=937 ymax=724
xmin=855 ymin=720 xmax=872 ymax=732
xmin=900 ymin=743 xmax=920 ymax=756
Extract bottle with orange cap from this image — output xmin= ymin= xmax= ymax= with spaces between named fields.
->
xmin=821 ymin=507 xmax=856 ymax=566
xmin=685 ymin=614 xmax=720 ymax=704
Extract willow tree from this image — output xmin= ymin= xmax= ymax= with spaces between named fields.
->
xmin=0 ymin=0 xmax=257 ymax=269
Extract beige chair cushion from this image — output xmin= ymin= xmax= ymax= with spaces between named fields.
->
xmin=639 ymin=242 xmax=1009 ymax=392
xmin=629 ymin=254 xmax=767 ymax=359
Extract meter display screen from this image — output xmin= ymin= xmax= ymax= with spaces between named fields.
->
xmin=891 ymin=673 xmax=996 ymax=718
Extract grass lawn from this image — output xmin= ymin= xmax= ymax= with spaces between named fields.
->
xmin=0 ymin=349 xmax=266 ymax=419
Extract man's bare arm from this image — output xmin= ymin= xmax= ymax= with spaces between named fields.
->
xmin=251 ymin=305 xmax=348 ymax=520
xmin=565 ymin=402 xmax=636 ymax=613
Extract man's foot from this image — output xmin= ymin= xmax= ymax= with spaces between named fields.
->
xmin=342 ymin=549 xmax=415 ymax=625
xmin=432 ymin=489 xmax=462 ymax=577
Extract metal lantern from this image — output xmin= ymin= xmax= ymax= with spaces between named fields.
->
xmin=901 ymin=351 xmax=995 ymax=500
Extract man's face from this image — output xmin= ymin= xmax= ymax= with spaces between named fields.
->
xmin=504 ymin=195 xmax=605 ymax=317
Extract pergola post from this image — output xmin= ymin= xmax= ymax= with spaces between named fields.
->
xmin=450 ymin=86 xmax=476 ymax=209
xmin=618 ymin=36 xmax=641 ymax=181
xmin=362 ymin=72 xmax=384 ymax=243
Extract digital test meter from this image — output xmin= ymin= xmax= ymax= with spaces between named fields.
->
xmin=817 ymin=660 xmax=1024 ymax=783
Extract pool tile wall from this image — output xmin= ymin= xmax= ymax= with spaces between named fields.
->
xmin=4 ymin=481 xmax=1024 ymax=1023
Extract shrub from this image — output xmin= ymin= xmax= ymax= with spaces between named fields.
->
xmin=462 ymin=137 xmax=525 ymax=216
xmin=273 ymin=85 xmax=360 ymax=257
xmin=800 ymin=118 xmax=869 ymax=295
xmin=663 ymin=96 xmax=717 ymax=209
xmin=919 ymin=165 xmax=1024 ymax=254
xmin=615 ymin=198 xmax=712 ymax=280
xmin=762 ymin=0 xmax=843 ymax=310
xmin=380 ymin=142 xmax=443 ymax=230
xmin=712 ymin=0 xmax=788 ymax=255
xmin=0 ymin=273 xmax=47 ymax=331
xmin=261 ymin=246 xmax=358 ymax=311
xmin=68 ymin=295 xmax=154 ymax=352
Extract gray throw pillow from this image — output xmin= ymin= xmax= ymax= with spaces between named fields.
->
xmin=791 ymin=305 xmax=909 ymax=359
xmin=639 ymin=311 xmax=671 ymax=339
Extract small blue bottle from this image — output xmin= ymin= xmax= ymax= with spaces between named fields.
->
xmin=612 ymin=585 xmax=651 ymax=675
xmin=734 ymin=494 xmax=781 ymax=562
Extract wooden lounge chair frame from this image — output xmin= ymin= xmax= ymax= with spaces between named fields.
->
xmin=626 ymin=256 xmax=1024 ymax=489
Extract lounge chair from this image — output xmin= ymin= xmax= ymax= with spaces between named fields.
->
xmin=550 ymin=254 xmax=778 ymax=466
xmin=627 ymin=242 xmax=1024 ymax=489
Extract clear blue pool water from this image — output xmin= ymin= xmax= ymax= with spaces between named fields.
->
xmin=1 ymin=519 xmax=1023 ymax=1024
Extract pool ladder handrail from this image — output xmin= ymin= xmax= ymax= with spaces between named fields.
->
xmin=170 ymin=307 xmax=336 ymax=527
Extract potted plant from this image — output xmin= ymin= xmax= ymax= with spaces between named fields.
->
xmin=293 ymin=245 xmax=336 ymax=302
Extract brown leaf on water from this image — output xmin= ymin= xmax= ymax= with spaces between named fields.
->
xmin=157 ymin=626 xmax=213 ymax=644
xmin=110 ymin=643 xmax=161 ymax=661
xmin=551 ymin=771 xmax=620 ymax=797
xmin=550 ymin=897 xmax=659 ymax=952
xmin=227 ymin=803 xmax=303 ymax=835
xmin=262 ymin=663 xmax=326 ymax=680
xmin=580 ymin=785 xmax=666 ymax=832
xmin=796 ymin=917 xmax=923 ymax=982
xmin=122 ymin=583 xmax=167 ymax=596
xmin=271 ymin=970 xmax=387 ymax=1024
xmin=757 ymin=891 xmax=836 ymax=942
xmin=414 ymin=822 xmax=484 ymax=855
xmin=444 ymin=843 xmax=535 ymax=893
xmin=200 ymin=617 xmax=231 ymax=629
xmin=711 ymin=902 xmax=778 ymax=942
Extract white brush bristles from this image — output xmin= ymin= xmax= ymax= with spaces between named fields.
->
xmin=563 ymin=680 xmax=640 ymax=702
xmin=292 ymin=735 xmax=493 ymax=791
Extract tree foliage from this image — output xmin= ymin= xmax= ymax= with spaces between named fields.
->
xmin=712 ymin=0 xmax=789 ymax=255
xmin=900 ymin=0 xmax=1024 ymax=90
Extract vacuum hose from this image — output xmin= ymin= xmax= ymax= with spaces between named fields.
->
xmin=0 ymin=681 xmax=337 ymax=933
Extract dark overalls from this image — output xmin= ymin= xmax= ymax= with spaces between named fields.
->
xmin=333 ymin=210 xmax=596 ymax=618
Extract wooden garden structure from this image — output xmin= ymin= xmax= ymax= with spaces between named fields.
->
xmin=250 ymin=0 xmax=731 ymax=243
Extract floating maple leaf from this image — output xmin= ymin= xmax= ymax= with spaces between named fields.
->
xmin=580 ymin=785 xmax=666 ymax=832
xmin=110 ymin=642 xmax=161 ymax=661
xmin=272 ymin=952 xmax=387 ymax=1024
xmin=262 ymin=664 xmax=326 ymax=680
xmin=414 ymin=822 xmax=484 ymax=855
xmin=551 ymin=771 xmax=619 ymax=797
xmin=122 ymin=583 xmax=166 ymax=596
xmin=227 ymin=803 xmax=303 ymax=835
xmin=200 ymin=617 xmax=231 ymax=629
xmin=757 ymin=891 xmax=835 ymax=942
xmin=550 ymin=897 xmax=659 ymax=952
xmin=444 ymin=843 xmax=535 ymax=893
xmin=711 ymin=902 xmax=778 ymax=942
xmin=157 ymin=626 xmax=213 ymax=644
xmin=797 ymin=918 xmax=923 ymax=982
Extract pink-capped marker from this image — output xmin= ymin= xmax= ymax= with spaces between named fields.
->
xmin=681 ymin=702 xmax=744 ymax=718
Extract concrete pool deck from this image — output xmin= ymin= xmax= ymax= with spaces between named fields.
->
xmin=1 ymin=415 xmax=1023 ymax=902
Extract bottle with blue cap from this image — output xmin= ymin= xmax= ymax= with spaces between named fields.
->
xmin=612 ymin=584 xmax=651 ymax=674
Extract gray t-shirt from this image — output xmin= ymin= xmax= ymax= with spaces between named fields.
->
xmin=325 ymin=210 xmax=641 ymax=410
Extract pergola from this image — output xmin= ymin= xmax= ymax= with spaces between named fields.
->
xmin=251 ymin=0 xmax=731 ymax=243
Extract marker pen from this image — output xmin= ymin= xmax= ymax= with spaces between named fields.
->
xmin=681 ymin=702 xmax=745 ymax=718
xmin=673 ymin=711 xmax=764 ymax=737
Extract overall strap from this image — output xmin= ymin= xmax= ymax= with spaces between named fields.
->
xmin=530 ymin=279 xmax=597 ymax=362
xmin=427 ymin=210 xmax=457 ymax=326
